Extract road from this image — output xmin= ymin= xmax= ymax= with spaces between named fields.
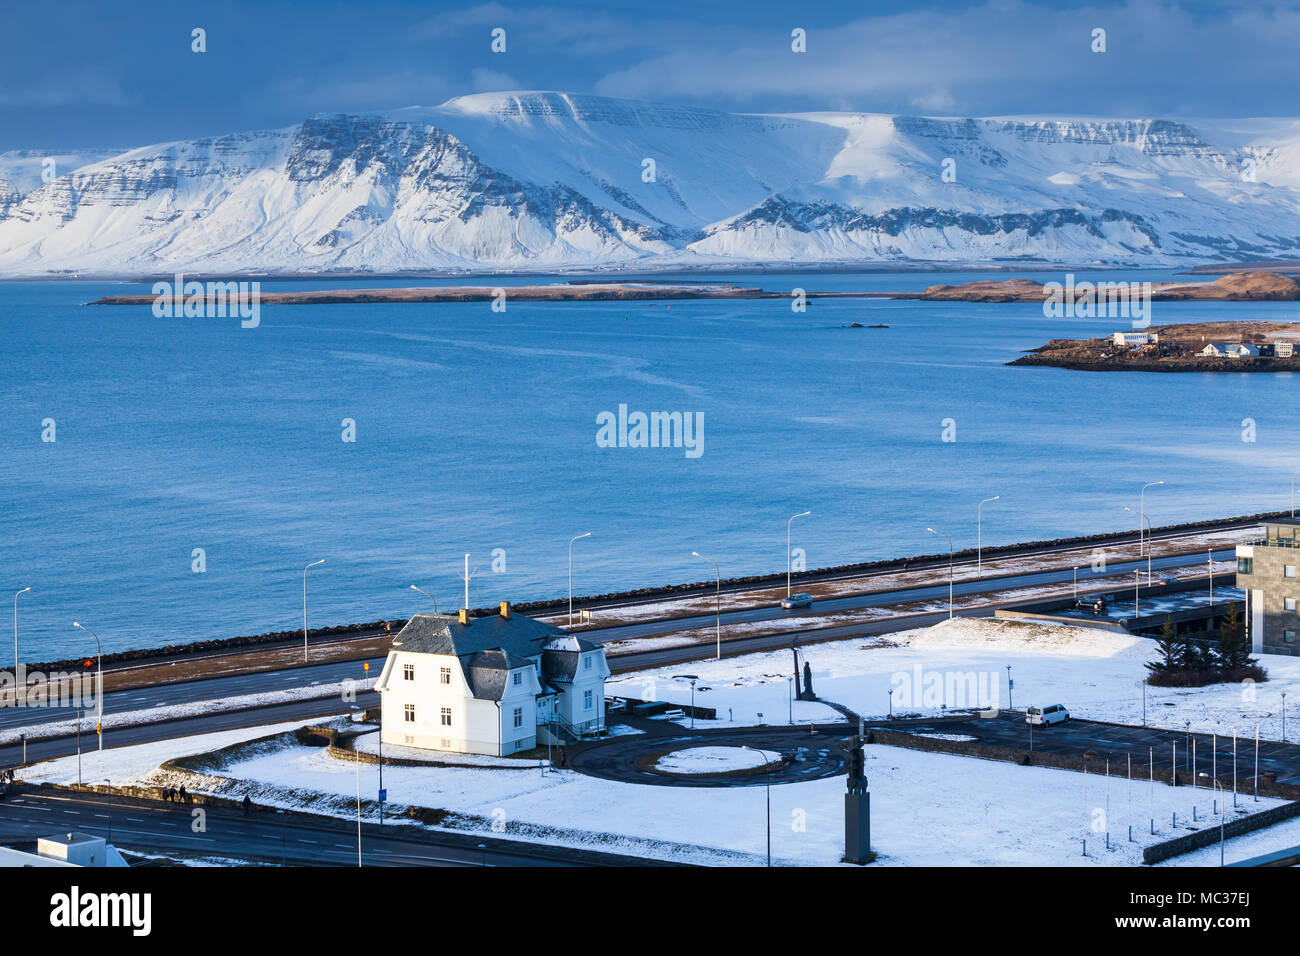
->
xmin=0 ymin=787 xmax=674 ymax=866
xmin=1 ymin=547 xmax=1229 ymax=738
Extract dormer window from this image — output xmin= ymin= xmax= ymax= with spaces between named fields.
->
xmin=513 ymin=671 xmax=522 ymax=686
xmin=583 ymin=655 xmax=592 ymax=670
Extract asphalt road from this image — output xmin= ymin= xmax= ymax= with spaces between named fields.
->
xmin=0 ymin=787 xmax=670 ymax=866
xmin=0 ymin=548 xmax=1228 ymax=739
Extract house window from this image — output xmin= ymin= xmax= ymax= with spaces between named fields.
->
xmin=1238 ymin=558 xmax=1253 ymax=575
xmin=403 ymin=663 xmax=414 ymax=681
xmin=513 ymin=707 xmax=523 ymax=728
xmin=584 ymin=689 xmax=593 ymax=710
xmin=404 ymin=703 xmax=415 ymax=723
xmin=1286 ymin=566 xmax=1297 ymax=579
xmin=440 ymin=666 xmax=451 ymax=684
xmin=440 ymin=707 xmax=452 ymax=726
xmin=1287 ymin=598 xmax=1297 ymax=612
xmin=1286 ymin=630 xmax=1297 ymax=644
xmin=513 ymin=671 xmax=522 ymax=686
xmin=404 ymin=735 xmax=414 ymax=745
xmin=583 ymin=656 xmax=592 ymax=671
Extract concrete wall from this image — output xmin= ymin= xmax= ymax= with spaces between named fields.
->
xmin=1237 ymin=537 xmax=1300 ymax=655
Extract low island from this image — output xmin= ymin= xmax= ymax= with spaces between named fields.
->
xmin=1010 ymin=321 xmax=1300 ymax=372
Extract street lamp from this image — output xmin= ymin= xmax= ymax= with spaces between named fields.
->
xmin=1139 ymin=481 xmax=1164 ymax=556
xmin=692 ymin=551 xmax=722 ymax=658
xmin=977 ymin=497 xmax=1000 ymax=578
xmin=672 ymin=675 xmax=700 ymax=729
xmin=71 ymin=622 xmax=103 ymax=750
xmin=409 ymin=585 xmax=437 ymax=612
xmin=1125 ymin=507 xmax=1153 ymax=582
xmin=13 ymin=586 xmax=30 ymax=702
xmin=349 ymin=705 xmax=363 ymax=866
xmin=303 ymin=559 xmax=325 ymax=663
xmin=569 ymin=532 xmax=592 ymax=626
xmin=742 ymin=745 xmax=774 ymax=866
xmin=1198 ymin=773 xmax=1228 ymax=866
xmin=926 ymin=528 xmax=954 ymax=619
xmin=786 ymin=511 xmax=811 ymax=597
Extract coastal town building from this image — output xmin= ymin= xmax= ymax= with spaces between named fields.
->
xmin=373 ymin=603 xmax=610 ymax=756
xmin=1199 ymin=342 xmax=1258 ymax=358
xmin=1236 ymin=518 xmax=1300 ymax=656
xmin=1112 ymin=331 xmax=1159 ymax=347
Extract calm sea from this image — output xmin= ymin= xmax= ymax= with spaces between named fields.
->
xmin=2 ymin=268 xmax=1298 ymax=659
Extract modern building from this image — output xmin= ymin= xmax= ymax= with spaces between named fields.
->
xmin=373 ymin=602 xmax=610 ymax=756
xmin=1236 ymin=518 xmax=1300 ymax=656
xmin=0 ymin=832 xmax=129 ymax=867
xmin=1112 ymin=331 xmax=1159 ymax=347
xmin=1276 ymin=342 xmax=1295 ymax=358
xmin=1199 ymin=342 xmax=1259 ymax=358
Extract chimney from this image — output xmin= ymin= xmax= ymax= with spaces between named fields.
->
xmin=458 ymin=608 xmax=469 ymax=625
xmin=500 ymin=601 xmax=510 ymax=619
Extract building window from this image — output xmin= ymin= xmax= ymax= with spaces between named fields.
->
xmin=440 ymin=707 xmax=452 ymax=726
xmin=584 ymin=689 xmax=593 ymax=710
xmin=440 ymin=666 xmax=451 ymax=684
xmin=1287 ymin=598 xmax=1297 ymax=612
xmin=404 ymin=703 xmax=415 ymax=723
xmin=513 ymin=671 xmax=522 ymax=686
xmin=1238 ymin=558 xmax=1253 ymax=575
xmin=1287 ymin=630 xmax=1297 ymax=644
xmin=403 ymin=663 xmax=414 ymax=681
xmin=1287 ymin=566 xmax=1297 ymax=579
xmin=404 ymin=735 xmax=414 ymax=745
xmin=584 ymin=656 xmax=592 ymax=670
xmin=513 ymin=707 xmax=523 ymax=728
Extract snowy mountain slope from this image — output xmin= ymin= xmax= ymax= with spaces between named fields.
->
xmin=2 ymin=91 xmax=1300 ymax=276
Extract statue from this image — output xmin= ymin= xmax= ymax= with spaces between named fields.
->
xmin=846 ymin=735 xmax=867 ymax=792
xmin=802 ymin=660 xmax=815 ymax=700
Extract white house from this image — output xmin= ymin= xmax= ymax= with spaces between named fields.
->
xmin=1112 ymin=331 xmax=1158 ymax=347
xmin=374 ymin=602 xmax=610 ymax=756
xmin=1200 ymin=342 xmax=1258 ymax=358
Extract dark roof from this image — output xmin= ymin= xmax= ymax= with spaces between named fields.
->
xmin=391 ymin=612 xmax=563 ymax=661
xmin=464 ymin=649 xmax=532 ymax=700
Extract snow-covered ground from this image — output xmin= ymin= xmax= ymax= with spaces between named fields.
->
xmin=613 ymin=617 xmax=1300 ymax=742
xmin=652 ymin=746 xmax=777 ymax=775
xmin=35 ymin=721 xmax=1274 ymax=866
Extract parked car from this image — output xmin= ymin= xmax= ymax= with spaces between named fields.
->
xmin=0 ymin=781 xmax=7 ymax=800
xmin=1026 ymin=704 xmax=1070 ymax=726
xmin=781 ymin=593 xmax=813 ymax=609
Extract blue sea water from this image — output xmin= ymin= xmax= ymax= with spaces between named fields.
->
xmin=2 ymin=268 xmax=1299 ymax=660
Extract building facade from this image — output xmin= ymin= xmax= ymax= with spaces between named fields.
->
xmin=1236 ymin=518 xmax=1300 ymax=656
xmin=373 ymin=602 xmax=610 ymax=756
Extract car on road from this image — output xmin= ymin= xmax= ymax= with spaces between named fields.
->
xmin=0 ymin=781 xmax=7 ymax=800
xmin=1026 ymin=704 xmax=1070 ymax=726
xmin=781 ymin=593 xmax=813 ymax=609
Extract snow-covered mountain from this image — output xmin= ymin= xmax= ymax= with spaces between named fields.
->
xmin=3 ymin=91 xmax=1300 ymax=276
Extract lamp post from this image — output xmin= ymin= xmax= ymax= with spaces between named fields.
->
xmin=1198 ymin=774 xmax=1227 ymax=866
xmin=71 ymin=622 xmax=103 ymax=750
xmin=674 ymin=675 xmax=699 ymax=730
xmin=742 ymin=745 xmax=774 ymax=866
xmin=350 ymin=705 xmax=363 ymax=866
xmin=1124 ymin=507 xmax=1153 ymax=582
xmin=13 ymin=586 xmax=30 ymax=705
xmin=303 ymin=559 xmax=325 ymax=663
xmin=409 ymin=585 xmax=437 ymax=612
xmin=786 ymin=511 xmax=811 ymax=597
xmin=568 ymin=532 xmax=592 ymax=626
xmin=692 ymin=551 xmax=722 ymax=658
xmin=1284 ymin=692 xmax=1289 ymax=743
xmin=1139 ymin=480 xmax=1164 ymax=556
xmin=977 ymin=497 xmax=1000 ymax=578
xmin=926 ymin=528 xmax=954 ymax=619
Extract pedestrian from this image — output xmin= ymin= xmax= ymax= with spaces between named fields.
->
xmin=162 ymin=787 xmax=170 ymax=803
xmin=179 ymin=785 xmax=188 ymax=804
xmin=242 ymin=795 xmax=251 ymax=816
xmin=559 ymin=748 xmax=568 ymax=769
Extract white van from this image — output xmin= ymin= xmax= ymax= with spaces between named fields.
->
xmin=1026 ymin=704 xmax=1069 ymax=726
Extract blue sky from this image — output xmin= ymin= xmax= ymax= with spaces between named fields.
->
xmin=5 ymin=0 xmax=1300 ymax=150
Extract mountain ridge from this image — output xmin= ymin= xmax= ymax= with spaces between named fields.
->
xmin=2 ymin=91 xmax=1299 ymax=277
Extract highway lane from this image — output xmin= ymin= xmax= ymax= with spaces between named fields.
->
xmin=0 ymin=549 xmax=1227 ymax=738
xmin=0 ymin=788 xmax=668 ymax=866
